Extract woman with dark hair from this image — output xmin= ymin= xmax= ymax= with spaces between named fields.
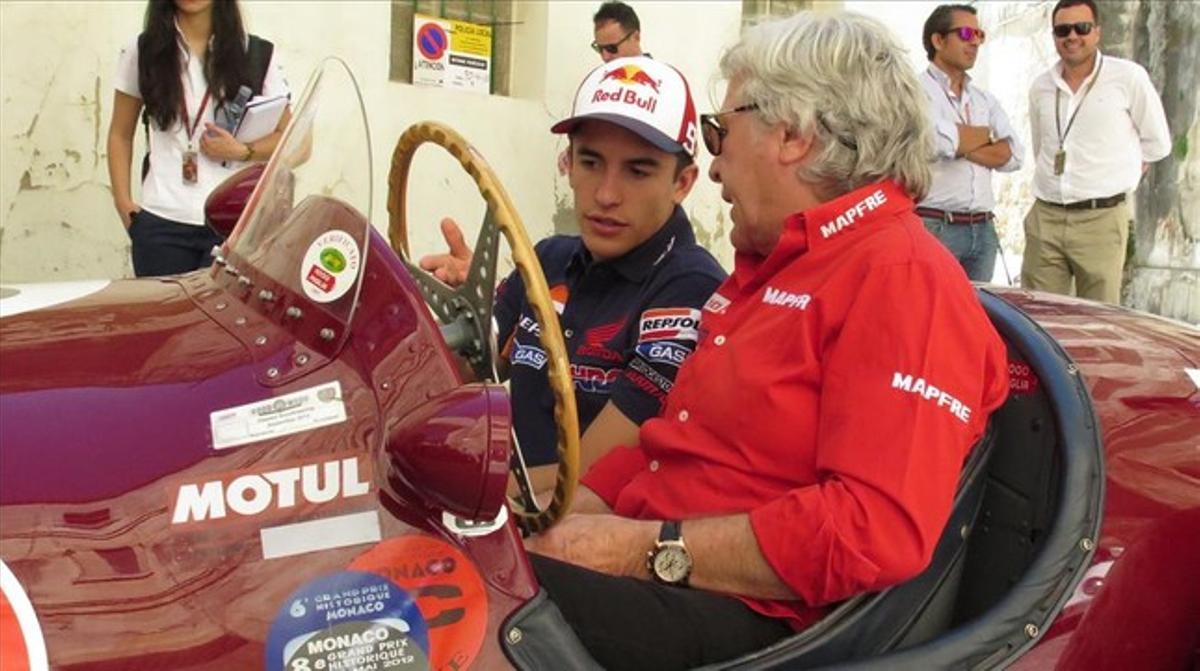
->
xmin=107 ymin=0 xmax=291 ymax=277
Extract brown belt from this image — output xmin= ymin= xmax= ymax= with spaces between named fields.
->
xmin=1037 ymin=193 xmax=1126 ymax=210
xmin=914 ymin=207 xmax=992 ymax=225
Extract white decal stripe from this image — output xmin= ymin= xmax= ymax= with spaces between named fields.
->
xmin=1186 ymin=368 xmax=1200 ymax=392
xmin=0 ymin=281 xmax=110 ymax=319
xmin=260 ymin=510 xmax=381 ymax=560
xmin=0 ymin=560 xmax=49 ymax=671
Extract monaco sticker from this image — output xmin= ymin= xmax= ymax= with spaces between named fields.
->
xmin=170 ymin=454 xmax=371 ymax=526
xmin=266 ymin=571 xmax=430 ymax=671
xmin=1009 ymin=361 xmax=1040 ymax=395
xmin=301 ymin=230 xmax=361 ymax=303
xmin=351 ymin=536 xmax=489 ymax=671
xmin=210 ymin=381 xmax=347 ymax=450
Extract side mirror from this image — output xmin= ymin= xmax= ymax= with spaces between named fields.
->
xmin=204 ymin=163 xmax=266 ymax=239
xmin=382 ymin=384 xmax=511 ymax=522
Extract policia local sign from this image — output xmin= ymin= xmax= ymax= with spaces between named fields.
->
xmin=413 ymin=14 xmax=492 ymax=94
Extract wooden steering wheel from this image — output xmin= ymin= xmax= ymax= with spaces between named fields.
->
xmin=386 ymin=121 xmax=579 ymax=534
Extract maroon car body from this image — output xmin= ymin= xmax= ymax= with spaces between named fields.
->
xmin=1 ymin=61 xmax=1197 ymax=671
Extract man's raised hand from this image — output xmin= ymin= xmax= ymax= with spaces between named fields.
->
xmin=418 ymin=218 xmax=473 ymax=286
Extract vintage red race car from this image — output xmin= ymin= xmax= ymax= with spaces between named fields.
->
xmin=2 ymin=60 xmax=1198 ymax=671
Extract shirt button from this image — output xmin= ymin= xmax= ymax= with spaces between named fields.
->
xmin=678 ymin=410 xmax=689 ymax=422
xmin=563 ymin=329 xmax=574 ymax=338
xmin=649 ymin=460 xmax=660 ymax=472
xmin=714 ymin=335 xmax=726 ymax=346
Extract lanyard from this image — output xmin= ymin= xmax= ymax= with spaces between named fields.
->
xmin=1055 ymin=55 xmax=1103 ymax=148
xmin=927 ymin=70 xmax=971 ymax=125
xmin=180 ymin=88 xmax=212 ymax=148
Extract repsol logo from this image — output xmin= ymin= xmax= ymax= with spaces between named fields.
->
xmin=171 ymin=456 xmax=370 ymax=525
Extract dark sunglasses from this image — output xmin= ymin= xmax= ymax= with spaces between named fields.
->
xmin=591 ymin=30 xmax=635 ymax=55
xmin=699 ymin=104 xmax=758 ymax=156
xmin=946 ymin=26 xmax=986 ymax=43
xmin=1053 ymin=21 xmax=1094 ymax=38
xmin=700 ymin=104 xmax=859 ymax=156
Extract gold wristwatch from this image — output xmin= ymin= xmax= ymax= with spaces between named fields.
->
xmin=647 ymin=520 xmax=692 ymax=586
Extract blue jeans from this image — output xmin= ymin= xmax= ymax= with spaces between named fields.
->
xmin=921 ymin=215 xmax=998 ymax=282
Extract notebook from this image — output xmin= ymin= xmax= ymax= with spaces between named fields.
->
xmin=234 ymin=94 xmax=289 ymax=143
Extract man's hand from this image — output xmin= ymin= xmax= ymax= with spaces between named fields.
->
xmin=956 ymin=124 xmax=991 ymax=157
xmin=524 ymin=513 xmax=657 ymax=579
xmin=418 ymin=218 xmax=473 ymax=286
xmin=199 ymin=123 xmax=248 ymax=162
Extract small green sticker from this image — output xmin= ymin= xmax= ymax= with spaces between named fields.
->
xmin=320 ymin=248 xmax=347 ymax=273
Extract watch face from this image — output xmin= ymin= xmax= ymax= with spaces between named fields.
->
xmin=653 ymin=546 xmax=691 ymax=583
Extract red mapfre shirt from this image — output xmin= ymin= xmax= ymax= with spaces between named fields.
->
xmin=583 ymin=180 xmax=1010 ymax=629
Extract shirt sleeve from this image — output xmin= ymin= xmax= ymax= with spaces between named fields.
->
xmin=114 ymin=37 xmax=141 ymax=99
xmin=608 ymin=269 xmax=723 ymax=425
xmin=1127 ymin=66 xmax=1171 ymax=163
xmin=922 ymin=85 xmax=959 ymax=161
xmin=987 ymin=93 xmax=1024 ymax=173
xmin=580 ymin=444 xmax=649 ymax=508
xmin=492 ymin=267 xmax=525 ymax=354
xmin=747 ymin=259 xmax=1009 ymax=607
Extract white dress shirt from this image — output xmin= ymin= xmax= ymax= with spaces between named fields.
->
xmin=1029 ymin=52 xmax=1171 ymax=203
xmin=920 ymin=64 xmax=1023 ymax=214
xmin=114 ymin=27 xmax=290 ymax=226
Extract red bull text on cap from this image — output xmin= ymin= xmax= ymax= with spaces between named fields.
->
xmin=552 ymin=56 xmax=698 ymax=158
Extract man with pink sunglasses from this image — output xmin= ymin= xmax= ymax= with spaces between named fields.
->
xmin=917 ymin=4 xmax=1023 ymax=283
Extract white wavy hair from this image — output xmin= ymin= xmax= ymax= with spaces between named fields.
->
xmin=720 ymin=11 xmax=933 ymax=201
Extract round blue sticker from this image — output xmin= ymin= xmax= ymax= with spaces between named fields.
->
xmin=266 ymin=571 xmax=431 ymax=671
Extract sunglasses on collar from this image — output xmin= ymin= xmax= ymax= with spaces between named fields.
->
xmin=591 ymin=30 xmax=635 ymax=55
xmin=1053 ymin=21 xmax=1095 ymax=38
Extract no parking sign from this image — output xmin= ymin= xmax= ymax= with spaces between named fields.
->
xmin=412 ymin=14 xmax=492 ymax=94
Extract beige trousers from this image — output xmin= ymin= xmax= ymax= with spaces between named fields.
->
xmin=1020 ymin=199 xmax=1131 ymax=304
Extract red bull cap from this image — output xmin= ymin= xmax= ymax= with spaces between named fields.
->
xmin=551 ymin=56 xmax=698 ymax=158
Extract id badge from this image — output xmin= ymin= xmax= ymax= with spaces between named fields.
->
xmin=182 ymin=148 xmax=199 ymax=184
xmin=1053 ymin=149 xmax=1066 ymax=176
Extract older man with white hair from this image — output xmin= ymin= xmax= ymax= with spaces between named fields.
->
xmin=525 ymin=11 xmax=1010 ymax=670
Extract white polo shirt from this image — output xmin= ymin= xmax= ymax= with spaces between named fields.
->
xmin=1028 ymin=52 xmax=1170 ymax=204
xmin=114 ymin=30 xmax=289 ymax=226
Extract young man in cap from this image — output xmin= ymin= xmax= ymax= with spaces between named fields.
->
xmin=421 ymin=55 xmax=724 ymax=496
xmin=525 ymin=12 xmax=1008 ymax=669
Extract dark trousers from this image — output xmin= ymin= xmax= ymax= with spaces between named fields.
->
xmin=530 ymin=554 xmax=793 ymax=670
xmin=128 ymin=209 xmax=223 ymax=277
xmin=920 ymin=215 xmax=999 ymax=282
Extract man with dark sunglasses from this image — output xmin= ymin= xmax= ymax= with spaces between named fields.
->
xmin=592 ymin=2 xmax=645 ymax=63
xmin=1022 ymin=0 xmax=1170 ymax=303
xmin=916 ymin=4 xmax=1023 ymax=282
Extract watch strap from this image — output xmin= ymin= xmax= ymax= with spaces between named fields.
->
xmin=658 ymin=520 xmax=682 ymax=543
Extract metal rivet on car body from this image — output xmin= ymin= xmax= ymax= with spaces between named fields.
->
xmin=507 ymin=628 xmax=523 ymax=644
xmin=286 ymin=306 xmax=303 ymax=319
xmin=238 ymin=276 xmax=252 ymax=288
xmin=235 ymin=317 xmax=247 ymax=326
xmin=266 ymin=367 xmax=280 ymax=379
xmin=254 ymin=335 xmax=268 ymax=346
xmin=380 ymin=381 xmax=392 ymax=391
xmin=1080 ymin=538 xmax=1095 ymax=552
xmin=1024 ymin=623 xmax=1040 ymax=639
xmin=960 ymin=524 xmax=970 ymax=539
xmin=258 ymin=290 xmax=275 ymax=302
xmin=320 ymin=328 xmax=336 ymax=341
xmin=295 ymin=353 xmax=309 ymax=366
xmin=215 ymin=302 xmax=227 ymax=311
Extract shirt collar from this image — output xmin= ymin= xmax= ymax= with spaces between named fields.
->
xmin=1053 ymin=50 xmax=1104 ymax=89
xmin=927 ymin=63 xmax=973 ymax=95
xmin=173 ymin=17 xmax=216 ymax=64
xmin=730 ymin=180 xmax=913 ymax=289
xmin=568 ymin=205 xmax=695 ymax=282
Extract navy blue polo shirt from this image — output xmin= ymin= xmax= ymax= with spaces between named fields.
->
xmin=494 ymin=206 xmax=726 ymax=466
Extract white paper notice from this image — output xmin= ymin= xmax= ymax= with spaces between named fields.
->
xmin=210 ymin=381 xmax=347 ymax=450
